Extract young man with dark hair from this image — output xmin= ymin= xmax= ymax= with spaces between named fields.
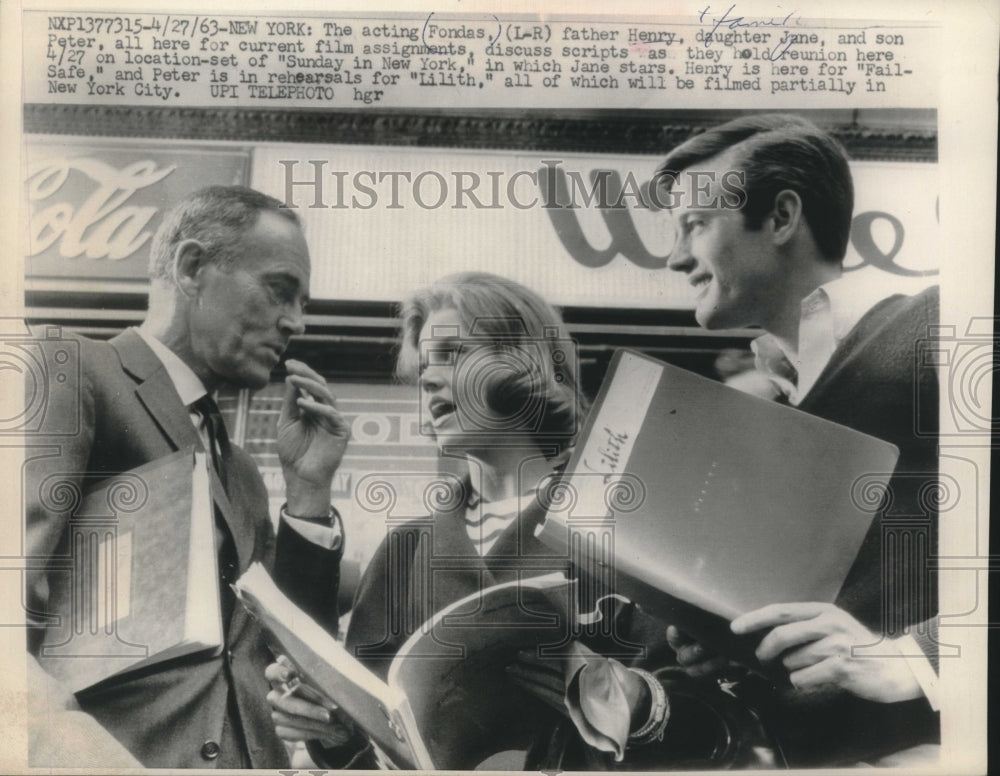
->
xmin=659 ymin=113 xmax=940 ymax=765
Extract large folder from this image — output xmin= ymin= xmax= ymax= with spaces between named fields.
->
xmin=534 ymin=349 xmax=900 ymax=667
xmin=235 ymin=563 xmax=575 ymax=770
xmin=38 ymin=449 xmax=222 ymax=693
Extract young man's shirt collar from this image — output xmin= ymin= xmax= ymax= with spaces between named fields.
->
xmin=752 ymin=274 xmax=900 ymax=405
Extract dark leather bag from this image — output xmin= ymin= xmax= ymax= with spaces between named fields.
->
xmin=623 ymin=667 xmax=786 ymax=770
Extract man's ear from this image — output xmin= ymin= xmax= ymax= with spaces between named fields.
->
xmin=173 ymin=239 xmax=208 ymax=297
xmin=771 ymin=189 xmax=804 ymax=247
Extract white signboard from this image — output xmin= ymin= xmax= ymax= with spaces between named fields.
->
xmin=254 ymin=145 xmax=939 ymax=307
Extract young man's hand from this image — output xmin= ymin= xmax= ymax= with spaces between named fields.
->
xmin=732 ymin=603 xmax=924 ymax=703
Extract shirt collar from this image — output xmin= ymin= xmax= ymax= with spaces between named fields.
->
xmin=819 ymin=272 xmax=899 ymax=343
xmin=752 ymin=274 xmax=897 ymax=404
xmin=750 ymin=334 xmax=797 ymax=393
xmin=465 ymin=448 xmax=572 ymax=511
xmin=134 ymin=326 xmax=209 ymax=407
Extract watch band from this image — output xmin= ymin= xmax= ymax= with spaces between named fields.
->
xmin=627 ymin=668 xmax=670 ymax=746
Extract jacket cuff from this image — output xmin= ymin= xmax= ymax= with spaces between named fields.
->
xmin=280 ymin=503 xmax=344 ymax=551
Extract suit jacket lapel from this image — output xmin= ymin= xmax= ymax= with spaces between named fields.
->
xmin=429 ymin=509 xmax=494 ymax=606
xmin=113 ymin=329 xmax=202 ymax=452
xmin=112 ymin=329 xmax=256 ymax=571
xmin=488 ymin=497 xmax=546 ymax=558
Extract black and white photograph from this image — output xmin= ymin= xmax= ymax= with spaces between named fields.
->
xmin=0 ymin=0 xmax=994 ymax=773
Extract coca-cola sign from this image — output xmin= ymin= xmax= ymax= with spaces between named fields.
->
xmin=25 ymin=142 xmax=250 ymax=281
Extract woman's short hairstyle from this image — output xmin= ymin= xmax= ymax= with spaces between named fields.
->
xmin=656 ymin=113 xmax=854 ymax=262
xmin=397 ymin=272 xmax=586 ymax=455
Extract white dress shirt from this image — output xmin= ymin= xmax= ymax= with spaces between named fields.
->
xmin=751 ymin=273 xmax=901 ymax=405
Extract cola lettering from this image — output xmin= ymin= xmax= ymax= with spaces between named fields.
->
xmin=848 ymin=210 xmax=938 ymax=277
xmin=543 ymin=161 xmax=936 ymax=278
xmin=539 ymin=165 xmax=668 ymax=270
xmin=26 ymin=157 xmax=175 ymax=261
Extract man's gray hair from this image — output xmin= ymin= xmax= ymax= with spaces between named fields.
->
xmin=148 ymin=186 xmax=300 ymax=281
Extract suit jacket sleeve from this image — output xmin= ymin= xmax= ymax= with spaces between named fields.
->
xmin=24 ymin=348 xmax=97 ymax=655
xmin=272 ymin=513 xmax=343 ymax=637
xmin=767 ymin=681 xmax=939 ymax=766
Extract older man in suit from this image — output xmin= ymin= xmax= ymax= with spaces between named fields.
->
xmin=26 ymin=186 xmax=348 ymax=768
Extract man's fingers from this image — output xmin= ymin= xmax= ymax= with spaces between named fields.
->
xmin=731 ymin=602 xmax=832 ymax=634
xmin=674 ymin=640 xmax=707 ymax=665
xmin=287 ymin=373 xmax=337 ymax=406
xmin=270 ymin=706 xmax=333 ymax=729
xmin=672 ymin=639 xmax=722 ymax=669
xmin=279 ymin=361 xmax=339 ymax=428
xmin=664 ymin=627 xmax=730 ymax=676
xmin=787 ymin=655 xmax=848 ymax=691
xmin=265 ymin=661 xmax=293 ymax=687
xmin=284 ymin=374 xmax=349 ymax=439
xmin=683 ymin=655 xmax=730 ymax=678
xmin=754 ymin=618 xmax=833 ymax=663
xmin=780 ymin=635 xmax=848 ymax=672
xmin=280 ymin=376 xmax=303 ymax=420
xmin=294 ymin=397 xmax=350 ymax=437
xmin=284 ymin=358 xmax=325 ymax=384
xmin=270 ymin=709 xmax=343 ymax=740
xmin=274 ymin=724 xmax=315 ymax=744
xmin=267 ymin=689 xmax=331 ymax=723
xmin=286 ymin=361 xmax=339 ymax=409
xmin=273 ymin=721 xmax=332 ymax=742
xmin=666 ymin=625 xmax=694 ymax=650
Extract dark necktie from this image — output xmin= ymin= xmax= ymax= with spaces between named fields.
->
xmin=190 ymin=394 xmax=238 ymax=625
xmin=191 ymin=394 xmax=232 ymax=494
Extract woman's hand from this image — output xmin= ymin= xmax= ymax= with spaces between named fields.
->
xmin=666 ymin=626 xmax=735 ymax=678
xmin=508 ymin=643 xmax=656 ymax=761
